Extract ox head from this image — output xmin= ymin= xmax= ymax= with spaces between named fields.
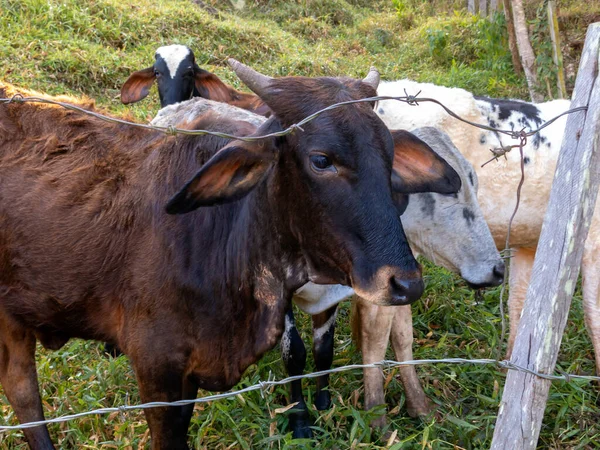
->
xmin=165 ymin=61 xmax=461 ymax=306
xmin=121 ymin=45 xmax=233 ymax=108
xmin=399 ymin=127 xmax=504 ymax=288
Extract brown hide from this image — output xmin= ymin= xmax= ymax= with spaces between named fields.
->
xmin=0 ymin=83 xmax=285 ymax=387
xmin=0 ymin=69 xmax=423 ymax=449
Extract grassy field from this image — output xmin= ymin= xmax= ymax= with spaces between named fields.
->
xmin=1 ymin=0 xmax=600 ymax=448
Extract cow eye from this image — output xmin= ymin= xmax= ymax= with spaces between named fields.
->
xmin=441 ymin=192 xmax=459 ymax=199
xmin=309 ymin=153 xmax=336 ymax=173
xmin=154 ymin=69 xmax=161 ymax=78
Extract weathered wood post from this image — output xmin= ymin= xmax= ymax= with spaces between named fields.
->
xmin=547 ymin=1 xmax=568 ymax=98
xmin=468 ymin=0 xmax=478 ymax=15
xmin=479 ymin=0 xmax=487 ymax=16
xmin=490 ymin=22 xmax=600 ymax=450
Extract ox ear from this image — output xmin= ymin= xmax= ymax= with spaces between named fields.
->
xmin=390 ymin=130 xmax=461 ymax=195
xmin=165 ymin=142 xmax=275 ymax=214
xmin=121 ymin=67 xmax=155 ymax=104
xmin=194 ymin=65 xmax=235 ymax=102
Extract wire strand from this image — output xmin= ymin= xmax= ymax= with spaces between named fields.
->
xmin=0 ymin=95 xmax=586 ymax=142
xmin=0 ymin=357 xmax=598 ymax=432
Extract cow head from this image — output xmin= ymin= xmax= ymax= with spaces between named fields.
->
xmin=121 ymin=45 xmax=238 ymax=108
xmin=399 ymin=127 xmax=504 ymax=288
xmin=165 ymin=60 xmax=461 ymax=306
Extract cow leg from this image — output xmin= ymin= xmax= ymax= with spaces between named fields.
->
xmin=389 ymin=305 xmax=432 ymax=417
xmin=353 ymin=300 xmax=395 ymax=428
xmin=281 ymin=308 xmax=311 ymax=438
xmin=180 ymin=377 xmax=198 ymax=435
xmin=0 ymin=312 xmax=54 ymax=449
xmin=506 ymin=247 xmax=535 ymax=358
xmin=132 ymin=354 xmax=191 ymax=450
xmin=311 ymin=305 xmax=338 ymax=411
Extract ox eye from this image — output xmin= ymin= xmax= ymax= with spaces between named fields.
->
xmin=154 ymin=69 xmax=161 ymax=78
xmin=309 ymin=153 xmax=336 ymax=173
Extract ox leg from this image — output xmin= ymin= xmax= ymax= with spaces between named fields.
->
xmin=506 ymin=247 xmax=535 ymax=358
xmin=281 ymin=308 xmax=312 ymax=438
xmin=0 ymin=312 xmax=54 ymax=449
xmin=180 ymin=377 xmax=198 ymax=436
xmin=582 ymin=234 xmax=600 ymax=376
xmin=389 ymin=305 xmax=433 ymax=417
xmin=354 ymin=300 xmax=394 ymax=429
xmin=132 ymin=350 xmax=191 ymax=450
xmin=311 ymin=305 xmax=338 ymax=411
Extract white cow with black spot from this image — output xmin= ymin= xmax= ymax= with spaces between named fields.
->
xmin=376 ymin=80 xmax=600 ymax=374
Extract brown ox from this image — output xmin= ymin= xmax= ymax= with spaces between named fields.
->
xmin=0 ymin=60 xmax=460 ymax=449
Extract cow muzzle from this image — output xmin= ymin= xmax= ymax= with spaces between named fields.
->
xmin=352 ymin=266 xmax=424 ymax=306
xmin=389 ymin=275 xmax=424 ymax=305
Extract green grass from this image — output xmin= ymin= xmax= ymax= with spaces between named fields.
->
xmin=1 ymin=0 xmax=599 ymax=448
xmin=1 ymin=261 xmax=598 ymax=449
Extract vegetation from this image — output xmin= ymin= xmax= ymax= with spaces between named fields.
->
xmin=0 ymin=0 xmax=599 ymax=448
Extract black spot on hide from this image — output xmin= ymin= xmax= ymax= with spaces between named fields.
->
xmin=463 ymin=207 xmax=475 ymax=226
xmin=420 ymin=193 xmax=435 ymax=218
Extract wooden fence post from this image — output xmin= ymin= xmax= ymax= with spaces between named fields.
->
xmin=479 ymin=0 xmax=487 ymax=16
xmin=488 ymin=0 xmax=498 ymax=16
xmin=547 ymin=0 xmax=568 ymax=98
xmin=490 ymin=22 xmax=600 ymax=450
xmin=468 ymin=0 xmax=478 ymax=15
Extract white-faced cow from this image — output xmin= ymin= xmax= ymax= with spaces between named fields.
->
xmin=0 ymin=61 xmax=463 ymax=449
xmin=121 ymin=44 xmax=270 ymax=115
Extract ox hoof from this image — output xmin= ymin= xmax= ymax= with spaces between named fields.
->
xmin=289 ymin=414 xmax=313 ymax=439
xmin=406 ymin=398 xmax=436 ymax=419
xmin=369 ymin=415 xmax=388 ymax=429
xmin=314 ymin=390 xmax=331 ymax=411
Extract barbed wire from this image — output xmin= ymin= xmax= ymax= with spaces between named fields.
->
xmin=0 ymin=357 xmax=598 ymax=433
xmin=0 ymin=94 xmax=587 ymax=146
xmin=492 ymin=130 xmax=529 ymax=359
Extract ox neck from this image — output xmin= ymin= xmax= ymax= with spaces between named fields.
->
xmin=159 ymin=170 xmax=308 ymax=375
xmin=195 ymin=185 xmax=309 ymax=387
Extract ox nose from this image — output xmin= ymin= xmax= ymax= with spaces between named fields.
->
xmin=493 ymin=261 xmax=506 ymax=281
xmin=389 ymin=276 xmax=424 ymax=305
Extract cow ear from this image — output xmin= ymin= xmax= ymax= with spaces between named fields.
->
xmin=121 ymin=67 xmax=155 ymax=104
xmin=194 ymin=66 xmax=235 ymax=102
xmin=390 ymin=129 xmax=461 ymax=195
xmin=165 ymin=142 xmax=275 ymax=214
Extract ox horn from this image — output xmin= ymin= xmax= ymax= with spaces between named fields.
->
xmin=227 ymin=58 xmax=273 ymax=97
xmin=362 ymin=66 xmax=380 ymax=90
